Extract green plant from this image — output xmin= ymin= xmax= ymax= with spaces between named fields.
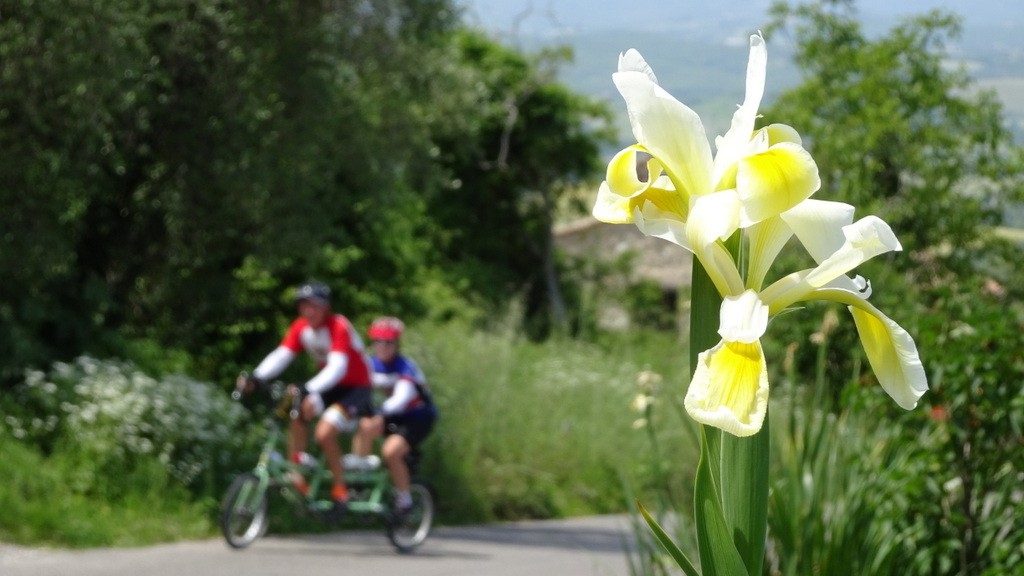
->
xmin=0 ymin=426 xmax=213 ymax=547
xmin=408 ymin=317 xmax=691 ymax=523
xmin=5 ymin=357 xmax=249 ymax=493
xmin=877 ymin=282 xmax=1024 ymax=575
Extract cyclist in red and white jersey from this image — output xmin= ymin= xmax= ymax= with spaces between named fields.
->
xmin=241 ymin=281 xmax=373 ymax=512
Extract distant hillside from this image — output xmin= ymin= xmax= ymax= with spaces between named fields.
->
xmin=459 ymin=0 xmax=1024 ymax=143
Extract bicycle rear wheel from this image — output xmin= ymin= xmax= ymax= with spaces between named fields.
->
xmin=220 ymin=472 xmax=270 ymax=549
xmin=386 ymin=481 xmax=435 ymax=553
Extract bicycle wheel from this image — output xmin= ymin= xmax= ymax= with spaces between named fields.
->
xmin=386 ymin=481 xmax=435 ymax=553
xmin=220 ymin=472 xmax=270 ymax=549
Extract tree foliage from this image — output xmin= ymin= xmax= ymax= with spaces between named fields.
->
xmin=0 ymin=0 xmax=612 ymax=382
xmin=426 ymin=32 xmax=615 ymax=337
xmin=764 ymin=0 xmax=1024 ymax=278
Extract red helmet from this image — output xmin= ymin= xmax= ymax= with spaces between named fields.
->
xmin=368 ymin=316 xmax=404 ymax=340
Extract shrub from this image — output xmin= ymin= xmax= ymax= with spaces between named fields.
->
xmin=5 ymin=356 xmax=248 ymax=496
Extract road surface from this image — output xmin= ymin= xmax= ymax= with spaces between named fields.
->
xmin=0 ymin=515 xmax=636 ymax=576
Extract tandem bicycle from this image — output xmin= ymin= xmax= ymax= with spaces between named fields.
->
xmin=219 ymin=378 xmax=435 ymax=552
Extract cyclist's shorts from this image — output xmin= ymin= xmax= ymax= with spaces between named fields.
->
xmin=385 ymin=407 xmax=437 ymax=447
xmin=322 ymin=385 xmax=374 ymax=419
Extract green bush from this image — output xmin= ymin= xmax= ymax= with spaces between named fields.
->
xmin=880 ymin=282 xmax=1024 ymax=575
xmin=5 ymin=357 xmax=248 ymax=495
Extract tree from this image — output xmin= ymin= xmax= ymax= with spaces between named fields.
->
xmin=764 ymin=0 xmax=1024 ymax=280
xmin=0 ymin=0 xmax=464 ymax=380
xmin=427 ymin=32 xmax=614 ymax=337
xmin=0 ymin=0 xmax=614 ymax=383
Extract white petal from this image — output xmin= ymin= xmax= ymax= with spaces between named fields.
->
xmin=713 ymin=33 xmax=768 ymax=184
xmin=849 ymin=304 xmax=928 ymax=410
xmin=803 ymin=216 xmax=902 ymax=288
xmin=618 ymin=49 xmax=658 ymax=84
xmin=687 ymin=190 xmax=741 ymax=247
xmin=685 ymin=191 xmax=745 ymax=296
xmin=719 ymin=290 xmax=768 ymax=344
xmin=634 ymin=202 xmax=693 ymax=251
xmin=613 ymin=64 xmax=713 ymax=200
xmin=685 ymin=339 xmax=770 ymax=437
xmin=746 ymin=215 xmax=793 ymax=291
xmin=780 ymin=199 xmax=856 ymax=264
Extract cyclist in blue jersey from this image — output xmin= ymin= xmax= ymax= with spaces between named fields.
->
xmin=351 ymin=317 xmax=437 ymax=514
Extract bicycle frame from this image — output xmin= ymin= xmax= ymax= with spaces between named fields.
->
xmin=220 ymin=380 xmax=435 ymax=552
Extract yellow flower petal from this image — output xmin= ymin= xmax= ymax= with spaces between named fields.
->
xmin=593 ymin=181 xmax=634 ymax=224
xmin=597 ymin=146 xmax=688 ymax=226
xmin=848 ymin=304 xmax=927 ymax=410
xmin=737 ymin=141 xmax=821 ymax=226
xmin=764 ymin=123 xmax=802 ymax=146
xmin=685 ymin=339 xmax=769 ymax=437
xmin=605 ymin=146 xmax=649 ymax=198
xmin=771 ymin=285 xmax=928 ymax=410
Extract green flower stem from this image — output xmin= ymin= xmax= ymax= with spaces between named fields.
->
xmin=688 ymin=251 xmax=769 ymax=576
xmin=721 ymin=415 xmax=769 ymax=575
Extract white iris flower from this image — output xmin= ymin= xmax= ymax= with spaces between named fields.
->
xmin=593 ymin=34 xmax=927 ymax=437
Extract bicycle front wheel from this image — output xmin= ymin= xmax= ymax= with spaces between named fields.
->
xmin=220 ymin=472 xmax=270 ymax=549
xmin=386 ymin=481 xmax=435 ymax=553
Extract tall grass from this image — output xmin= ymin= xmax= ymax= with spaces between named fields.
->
xmin=407 ymin=319 xmax=695 ymax=522
xmin=0 ymin=427 xmax=212 ymax=546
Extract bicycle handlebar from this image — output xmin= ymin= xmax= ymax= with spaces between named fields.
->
xmin=234 ymin=372 xmax=306 ymax=420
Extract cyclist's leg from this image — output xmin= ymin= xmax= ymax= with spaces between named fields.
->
xmin=289 ymin=409 xmax=309 ymax=460
xmin=351 ymin=414 xmax=384 ymax=457
xmin=383 ymin=413 xmax=433 ymax=507
xmin=382 ymin=431 xmax=413 ymax=492
xmin=318 ymin=386 xmax=372 ymax=502
xmin=314 ymin=414 xmax=346 ymax=499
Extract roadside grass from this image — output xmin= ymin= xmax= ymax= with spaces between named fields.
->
xmin=408 ymin=319 xmax=695 ymax=522
xmin=0 ymin=319 xmax=695 ymax=547
xmin=0 ymin=429 xmax=213 ymax=547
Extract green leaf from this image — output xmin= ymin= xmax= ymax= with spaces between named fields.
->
xmin=637 ymin=500 xmax=701 ymax=576
xmin=694 ymin=426 xmax=750 ymax=576
xmin=721 ymin=415 xmax=770 ymax=576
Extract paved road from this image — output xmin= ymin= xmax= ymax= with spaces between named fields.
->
xmin=0 ymin=515 xmax=635 ymax=576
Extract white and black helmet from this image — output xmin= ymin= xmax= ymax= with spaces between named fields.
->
xmin=294 ymin=281 xmax=331 ymax=306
